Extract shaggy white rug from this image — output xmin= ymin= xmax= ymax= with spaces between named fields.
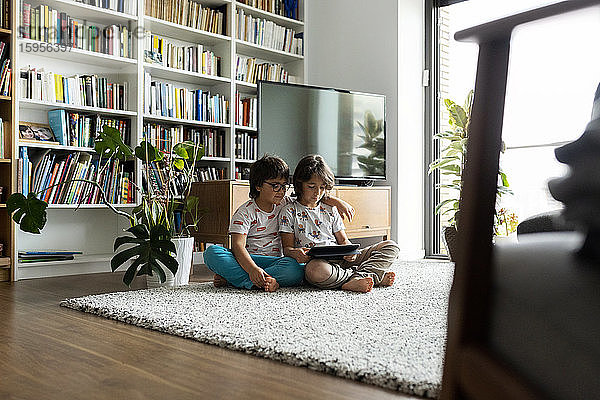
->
xmin=61 ymin=260 xmax=453 ymax=398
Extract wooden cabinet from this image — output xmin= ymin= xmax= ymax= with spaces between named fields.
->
xmin=189 ymin=180 xmax=391 ymax=249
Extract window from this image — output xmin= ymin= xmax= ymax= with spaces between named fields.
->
xmin=427 ymin=0 xmax=600 ymax=255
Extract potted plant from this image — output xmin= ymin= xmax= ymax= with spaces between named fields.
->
xmin=493 ymin=207 xmax=519 ymax=243
xmin=7 ymin=125 xmax=205 ymax=287
xmin=356 ymin=110 xmax=385 ymax=177
xmin=428 ymin=90 xmax=511 ymax=260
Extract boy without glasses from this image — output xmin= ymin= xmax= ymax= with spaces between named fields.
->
xmin=203 ymin=154 xmax=354 ymax=292
xmin=280 ymin=154 xmax=400 ymax=293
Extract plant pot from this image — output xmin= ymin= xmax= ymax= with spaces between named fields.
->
xmin=443 ymin=226 xmax=459 ymax=262
xmin=146 ymin=237 xmax=194 ymax=288
xmin=493 ymin=233 xmax=518 ymax=245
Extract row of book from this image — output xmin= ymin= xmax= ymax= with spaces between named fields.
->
xmin=237 ymin=0 xmax=301 ymax=21
xmin=144 ymin=0 xmax=225 ymax=35
xmin=0 ymin=118 xmax=6 ymax=159
xmin=142 ymin=161 xmax=189 ymax=197
xmin=19 ymin=66 xmax=129 ymax=111
xmin=47 ymin=110 xmax=130 ymax=148
xmin=185 ymin=128 xmax=227 ymax=158
xmin=197 ymin=166 xmax=226 ymax=182
xmin=235 ymin=131 xmax=257 ymax=161
xmin=144 ymin=73 xmax=230 ymax=124
xmin=144 ymin=32 xmax=222 ymax=76
xmin=234 ymin=165 xmax=251 ymax=180
xmin=0 ymin=40 xmax=10 ymax=96
xmin=0 ymin=0 xmax=8 ymax=29
xmin=142 ymin=123 xmax=227 ymax=158
xmin=142 ymin=123 xmax=184 ymax=153
xmin=236 ymin=10 xmax=303 ymax=55
xmin=235 ymin=93 xmax=257 ymax=128
xmin=21 ymin=4 xmax=133 ymax=58
xmin=20 ymin=149 xmax=134 ymax=204
xmin=73 ymin=0 xmax=136 ymax=16
xmin=235 ymin=55 xmax=292 ymax=84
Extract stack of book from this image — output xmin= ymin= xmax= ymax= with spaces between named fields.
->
xmin=47 ymin=110 xmax=130 ymax=148
xmin=73 ymin=0 xmax=135 ymax=15
xmin=235 ymin=131 xmax=257 ymax=160
xmin=142 ymin=123 xmax=184 ymax=153
xmin=196 ymin=166 xmax=226 ymax=182
xmin=0 ymin=117 xmax=5 ymax=158
xmin=18 ymin=250 xmax=83 ymax=263
xmin=237 ymin=0 xmax=300 ymax=20
xmin=20 ymin=67 xmax=129 ymax=111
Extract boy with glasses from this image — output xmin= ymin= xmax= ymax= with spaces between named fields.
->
xmin=203 ymin=154 xmax=354 ymax=292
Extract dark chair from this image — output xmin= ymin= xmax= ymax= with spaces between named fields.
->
xmin=440 ymin=1 xmax=600 ymax=399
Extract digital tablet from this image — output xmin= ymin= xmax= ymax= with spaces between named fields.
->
xmin=307 ymin=244 xmax=360 ymax=259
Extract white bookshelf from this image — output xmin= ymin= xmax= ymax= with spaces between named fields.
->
xmin=13 ymin=0 xmax=306 ymax=280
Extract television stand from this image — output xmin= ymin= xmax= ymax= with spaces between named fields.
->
xmin=336 ymin=179 xmax=375 ymax=187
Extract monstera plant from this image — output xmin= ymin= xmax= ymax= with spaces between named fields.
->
xmin=7 ymin=126 xmax=205 ymax=286
xmin=356 ymin=110 xmax=385 ymax=177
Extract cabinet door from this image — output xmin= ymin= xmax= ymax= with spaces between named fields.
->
xmin=231 ymin=184 xmax=250 ymax=216
xmin=335 ymin=188 xmax=390 ymax=231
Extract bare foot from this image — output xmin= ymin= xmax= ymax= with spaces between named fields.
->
xmin=378 ymin=271 xmax=396 ymax=287
xmin=263 ymin=276 xmax=280 ymax=292
xmin=213 ymin=274 xmax=228 ymax=288
xmin=341 ymin=277 xmax=374 ymax=293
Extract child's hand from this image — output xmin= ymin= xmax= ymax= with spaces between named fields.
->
xmin=248 ymin=266 xmax=269 ymax=288
xmin=343 ymin=253 xmax=358 ymax=262
xmin=336 ymin=199 xmax=355 ymax=221
xmin=293 ymin=247 xmax=311 ymax=263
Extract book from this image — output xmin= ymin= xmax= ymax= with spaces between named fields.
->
xmin=47 ymin=110 xmax=68 ymax=145
xmin=307 ymin=244 xmax=360 ymax=259
xmin=19 ymin=250 xmax=83 ymax=255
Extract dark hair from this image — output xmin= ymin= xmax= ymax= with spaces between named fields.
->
xmin=249 ymin=154 xmax=290 ymax=199
xmin=293 ymin=154 xmax=335 ymax=200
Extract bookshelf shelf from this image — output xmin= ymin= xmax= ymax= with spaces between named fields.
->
xmin=17 ymin=141 xmax=95 ymax=152
xmin=0 ymin=158 xmax=10 ymax=163
xmin=40 ymin=0 xmax=137 ymax=25
xmin=236 ymin=40 xmax=303 ymax=64
xmin=235 ymin=80 xmax=257 ymax=93
xmin=144 ymin=16 xmax=232 ymax=46
xmin=143 ymin=114 xmax=230 ymax=128
xmin=0 ymin=95 xmax=11 ymax=101
xmin=45 ymin=203 xmax=137 ymax=209
xmin=144 ymin=63 xmax=231 ymax=86
xmin=201 ymin=156 xmax=230 ymax=162
xmin=0 ymin=28 xmax=10 ymax=35
xmin=235 ymin=158 xmax=256 ymax=163
xmin=19 ymin=99 xmax=137 ymax=117
xmin=235 ymin=3 xmax=304 ymax=28
xmin=235 ymin=125 xmax=256 ymax=131
xmin=19 ymin=39 xmax=137 ymax=68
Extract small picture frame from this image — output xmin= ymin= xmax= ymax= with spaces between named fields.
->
xmin=19 ymin=122 xmax=57 ymax=143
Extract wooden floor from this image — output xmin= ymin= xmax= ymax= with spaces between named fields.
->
xmin=0 ymin=268 xmax=418 ymax=400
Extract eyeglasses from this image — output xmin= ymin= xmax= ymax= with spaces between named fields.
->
xmin=264 ymin=181 xmax=290 ymax=192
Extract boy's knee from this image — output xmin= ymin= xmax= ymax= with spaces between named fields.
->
xmin=203 ymin=245 xmax=226 ymax=269
xmin=305 ymin=259 xmax=331 ymax=284
xmin=381 ymin=240 xmax=400 ymax=255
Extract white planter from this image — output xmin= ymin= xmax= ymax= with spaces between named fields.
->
xmin=146 ymin=236 xmax=194 ymax=288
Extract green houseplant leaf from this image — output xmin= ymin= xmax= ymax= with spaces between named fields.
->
xmin=94 ymin=125 xmax=134 ymax=160
xmin=6 ymin=193 xmax=48 ymax=234
xmin=112 ymin=223 xmax=178 ymax=287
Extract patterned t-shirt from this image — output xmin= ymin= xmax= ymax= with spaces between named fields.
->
xmin=228 ymin=196 xmax=291 ymax=256
xmin=279 ymin=201 xmax=345 ymax=248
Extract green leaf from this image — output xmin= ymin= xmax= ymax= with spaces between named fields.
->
xmin=172 ymin=158 xmax=185 ymax=170
xmin=6 ymin=193 xmax=48 ymax=234
xmin=135 ymin=141 xmax=163 ymax=163
xmin=94 ymin=126 xmax=134 ymax=160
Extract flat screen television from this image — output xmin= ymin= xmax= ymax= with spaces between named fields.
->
xmin=257 ymin=81 xmax=386 ymax=182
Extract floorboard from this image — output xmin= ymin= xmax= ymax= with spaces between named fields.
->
xmin=0 ymin=269 xmax=419 ymax=400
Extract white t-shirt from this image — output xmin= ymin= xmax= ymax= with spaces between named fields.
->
xmin=228 ymin=196 xmax=291 ymax=256
xmin=279 ymin=201 xmax=345 ymax=248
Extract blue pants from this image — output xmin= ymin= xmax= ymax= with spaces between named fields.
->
xmin=203 ymin=245 xmax=305 ymax=289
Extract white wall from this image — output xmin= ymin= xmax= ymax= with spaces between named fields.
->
xmin=306 ymin=0 xmax=425 ymax=259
